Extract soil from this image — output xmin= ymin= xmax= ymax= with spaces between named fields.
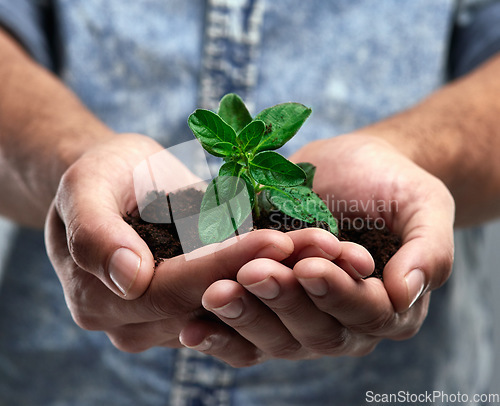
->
xmin=124 ymin=188 xmax=401 ymax=279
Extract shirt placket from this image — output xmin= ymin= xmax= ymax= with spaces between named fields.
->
xmin=169 ymin=348 xmax=235 ymax=406
xmin=198 ymin=0 xmax=265 ymax=112
xmin=170 ymin=2 xmax=265 ymax=405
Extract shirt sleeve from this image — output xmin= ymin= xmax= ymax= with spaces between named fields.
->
xmin=0 ymin=0 xmax=53 ymax=69
xmin=448 ymin=0 xmax=500 ymax=79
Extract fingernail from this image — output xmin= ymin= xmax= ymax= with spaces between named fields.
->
xmin=336 ymin=258 xmax=364 ymax=279
xmin=405 ymin=269 xmax=425 ymax=308
xmin=211 ymin=299 xmax=244 ymax=319
xmin=244 ymin=276 xmax=280 ymax=300
xmin=180 ymin=336 xmax=213 ymax=352
xmin=316 ymin=247 xmax=335 ymax=261
xmin=298 ymin=278 xmax=329 ymax=297
xmin=108 ymin=248 xmax=141 ymax=296
xmin=347 ymin=263 xmax=364 ymax=279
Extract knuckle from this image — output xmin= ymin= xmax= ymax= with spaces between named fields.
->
xmin=346 ymin=312 xmax=394 ymax=334
xmin=107 ymin=331 xmax=150 ymax=353
xmin=66 ymin=218 xmax=93 ymax=268
xmin=392 ymin=302 xmax=428 ymax=340
xmin=226 ymin=350 xmax=266 ymax=368
xmin=350 ymin=340 xmax=380 ymax=357
xmin=267 ymin=340 xmax=302 ymax=359
xmin=143 ymin=287 xmax=190 ymax=319
xmin=302 ymin=328 xmax=349 ymax=355
xmin=60 ymin=162 xmax=82 ymax=185
xmin=70 ymin=306 xmax=105 ymax=331
xmin=143 ymin=292 xmax=174 ymax=318
xmin=141 ymin=265 xmax=201 ymax=319
xmin=270 ymin=298 xmax=309 ymax=320
xmin=66 ymin=282 xmax=108 ymax=331
xmin=394 ymin=325 xmax=421 ymax=341
xmin=231 ymin=311 xmax=267 ymax=331
xmin=435 ymin=251 xmax=454 ymax=288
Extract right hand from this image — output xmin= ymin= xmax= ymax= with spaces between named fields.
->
xmin=44 ymin=133 xmax=294 ymax=352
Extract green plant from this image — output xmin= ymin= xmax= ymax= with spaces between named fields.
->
xmin=188 ymin=93 xmax=338 ymax=244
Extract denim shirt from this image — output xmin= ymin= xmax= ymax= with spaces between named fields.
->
xmin=0 ymin=1 xmax=498 ymax=405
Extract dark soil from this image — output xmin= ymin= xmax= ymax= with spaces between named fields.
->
xmin=124 ymin=189 xmax=401 ymax=279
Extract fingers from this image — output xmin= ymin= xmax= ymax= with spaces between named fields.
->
xmin=106 ymin=320 xmax=188 ymax=353
xmin=294 ymin=256 xmax=429 ymax=340
xmin=199 ymin=259 xmax=381 ymax=360
xmin=146 ymin=228 xmax=372 ymax=323
xmin=284 ymin=228 xmax=375 ymax=278
xmin=142 ymin=229 xmax=294 ymax=319
xmin=179 ymin=318 xmax=267 ymax=368
xmin=202 ymin=279 xmax=306 ymax=360
xmin=51 ymin=133 xmax=210 ymax=300
xmin=294 ymin=257 xmax=394 ymax=329
xmin=282 ymin=228 xmax=341 ymax=264
xmin=290 ymin=256 xmax=427 ymax=340
xmin=50 ymin=133 xmax=206 ymax=300
xmin=236 ymin=259 xmax=350 ymax=354
xmin=383 ymin=178 xmax=455 ymax=312
xmin=291 ymin=136 xmax=456 ymax=314
xmin=191 ymin=254 xmax=426 ymax=363
xmin=54 ymin=157 xmax=156 ymax=299
xmin=333 ymin=241 xmax=375 ymax=279
xmin=46 ymin=204 xmax=128 ymax=330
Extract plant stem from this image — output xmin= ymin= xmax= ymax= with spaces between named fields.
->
xmin=253 ymin=197 xmax=260 ymax=218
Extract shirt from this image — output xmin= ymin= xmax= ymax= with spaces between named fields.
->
xmin=1 ymin=1 xmax=500 ymax=405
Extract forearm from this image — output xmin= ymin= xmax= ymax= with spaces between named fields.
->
xmin=358 ymin=53 xmax=500 ymax=227
xmin=0 ymin=29 xmax=114 ymax=227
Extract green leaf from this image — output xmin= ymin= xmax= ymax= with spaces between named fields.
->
xmin=188 ymin=109 xmax=238 ymax=157
xmin=249 ymin=151 xmax=306 ymax=187
xmin=198 ymin=176 xmax=253 ymax=244
xmin=218 ymin=93 xmax=253 ymax=133
xmin=254 ymin=103 xmax=312 ymax=152
xmin=256 ymin=189 xmax=274 ymax=215
xmin=218 ymin=161 xmax=243 ymax=178
xmin=296 ymin=162 xmax=316 ymax=188
xmin=237 ymin=120 xmax=265 ymax=152
xmin=218 ymin=161 xmax=256 ymax=206
xmin=266 ymin=186 xmax=338 ymax=235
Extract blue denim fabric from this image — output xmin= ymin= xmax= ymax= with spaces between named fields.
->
xmin=0 ymin=1 xmax=496 ymax=405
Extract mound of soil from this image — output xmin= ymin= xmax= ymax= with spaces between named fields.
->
xmin=124 ymin=188 xmax=401 ymax=279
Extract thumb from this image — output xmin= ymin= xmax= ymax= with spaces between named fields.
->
xmin=383 ymin=192 xmax=455 ymax=313
xmin=144 ymin=229 xmax=294 ymax=317
xmin=50 ymin=164 xmax=156 ymax=300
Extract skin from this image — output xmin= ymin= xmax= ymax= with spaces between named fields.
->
xmin=184 ymin=56 xmax=500 ymax=366
xmin=0 ymin=27 xmax=371 ymax=355
xmin=2 ymin=24 xmax=500 ymax=368
xmin=0 ymin=28 xmax=313 ymax=351
xmin=183 ymin=138 xmax=454 ymax=366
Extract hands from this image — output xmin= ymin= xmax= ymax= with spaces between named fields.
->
xmin=45 ymin=132 xmax=454 ymax=367
xmin=291 ymin=134 xmax=455 ymax=312
xmin=179 ymin=134 xmax=455 ymax=367
xmin=44 ymin=133 xmax=295 ymax=351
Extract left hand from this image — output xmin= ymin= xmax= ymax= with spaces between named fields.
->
xmin=178 ymin=134 xmax=454 ymax=367
xmin=179 ymin=228 xmax=391 ymax=366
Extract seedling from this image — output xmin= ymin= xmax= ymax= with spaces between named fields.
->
xmin=188 ymin=93 xmax=338 ymax=244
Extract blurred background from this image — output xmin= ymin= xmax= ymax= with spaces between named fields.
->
xmin=484 ymin=220 xmax=500 ymax=394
